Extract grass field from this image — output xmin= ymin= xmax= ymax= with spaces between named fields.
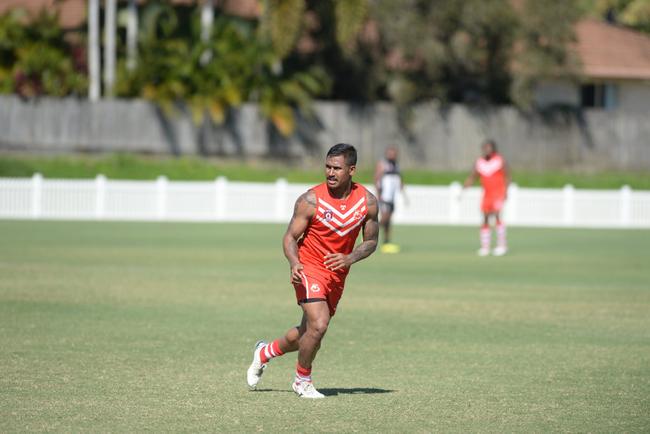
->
xmin=2 ymin=153 xmax=650 ymax=189
xmin=1 ymin=221 xmax=649 ymax=432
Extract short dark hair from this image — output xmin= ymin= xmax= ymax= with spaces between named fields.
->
xmin=483 ymin=139 xmax=497 ymax=151
xmin=327 ymin=143 xmax=357 ymax=166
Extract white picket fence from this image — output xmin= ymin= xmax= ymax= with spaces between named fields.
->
xmin=1 ymin=174 xmax=649 ymax=228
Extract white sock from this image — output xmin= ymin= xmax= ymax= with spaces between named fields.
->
xmin=480 ymin=226 xmax=491 ymax=250
xmin=496 ymin=223 xmax=506 ymax=248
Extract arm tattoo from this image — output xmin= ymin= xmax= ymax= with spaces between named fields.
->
xmin=348 ymin=191 xmax=379 ymax=264
xmin=283 ymin=190 xmax=315 ymax=266
xmin=298 ymin=191 xmax=317 ymax=207
xmin=366 ymin=192 xmax=377 ymax=208
xmin=286 ymin=191 xmax=316 ymax=227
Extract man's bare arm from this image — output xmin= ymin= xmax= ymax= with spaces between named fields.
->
xmin=463 ymin=168 xmax=479 ymax=188
xmin=324 ymin=191 xmax=379 ymax=271
xmin=374 ymin=161 xmax=384 ymax=192
xmin=348 ymin=191 xmax=379 ymax=263
xmin=283 ymin=190 xmax=315 ymax=283
xmin=503 ymin=160 xmax=511 ymax=198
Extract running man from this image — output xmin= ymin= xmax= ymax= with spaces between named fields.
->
xmin=374 ymin=146 xmax=406 ymax=253
xmin=463 ymin=139 xmax=510 ymax=256
xmin=246 ymin=143 xmax=379 ymax=398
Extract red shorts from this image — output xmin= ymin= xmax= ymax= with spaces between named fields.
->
xmin=293 ymin=269 xmax=345 ymax=317
xmin=481 ymin=193 xmax=505 ymax=213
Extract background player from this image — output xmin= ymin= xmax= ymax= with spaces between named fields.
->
xmin=374 ymin=146 xmax=406 ymax=253
xmin=246 ymin=143 xmax=379 ymax=399
xmin=463 ymin=139 xmax=510 ymax=256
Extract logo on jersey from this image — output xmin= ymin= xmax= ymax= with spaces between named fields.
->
xmin=310 ymin=283 xmax=321 ymax=293
xmin=476 ymin=156 xmax=503 ymax=177
xmin=316 ymin=196 xmax=367 ymax=237
xmin=340 ymin=204 xmax=347 ymax=210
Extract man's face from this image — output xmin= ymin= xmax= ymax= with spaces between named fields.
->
xmin=325 ymin=155 xmax=355 ymax=189
xmin=385 ymin=148 xmax=398 ymax=161
xmin=482 ymin=142 xmax=495 ymax=158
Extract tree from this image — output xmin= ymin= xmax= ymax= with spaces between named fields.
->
xmin=370 ymin=0 xmax=581 ymax=108
xmin=0 ymin=9 xmax=86 ymax=97
xmin=115 ymin=3 xmax=329 ymax=137
xmin=371 ymin=0 xmax=518 ymax=105
xmin=581 ymin=0 xmax=650 ymax=33
xmin=511 ymin=0 xmax=582 ymax=108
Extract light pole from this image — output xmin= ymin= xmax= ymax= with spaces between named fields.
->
xmin=88 ymin=0 xmax=100 ymax=100
xmin=103 ymin=0 xmax=117 ymax=97
xmin=126 ymin=0 xmax=138 ymax=70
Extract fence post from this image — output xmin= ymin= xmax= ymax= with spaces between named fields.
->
xmin=95 ymin=174 xmax=106 ymax=220
xmin=275 ymin=178 xmax=288 ymax=222
xmin=31 ymin=173 xmax=43 ymax=219
xmin=563 ymin=184 xmax=574 ymax=226
xmin=620 ymin=185 xmax=631 ymax=227
xmin=449 ymin=182 xmax=461 ymax=225
xmin=156 ymin=176 xmax=167 ymax=220
xmin=507 ymin=183 xmax=518 ymax=225
xmin=215 ymin=176 xmax=227 ymax=221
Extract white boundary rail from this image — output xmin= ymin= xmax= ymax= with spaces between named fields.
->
xmin=1 ymin=174 xmax=649 ymax=228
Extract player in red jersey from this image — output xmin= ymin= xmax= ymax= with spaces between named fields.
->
xmin=463 ymin=139 xmax=510 ymax=256
xmin=246 ymin=143 xmax=379 ymax=398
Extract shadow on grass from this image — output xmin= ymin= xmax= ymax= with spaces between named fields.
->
xmin=319 ymin=388 xmax=395 ymax=396
xmin=252 ymin=389 xmax=294 ymax=393
xmin=252 ymin=387 xmax=395 ymax=396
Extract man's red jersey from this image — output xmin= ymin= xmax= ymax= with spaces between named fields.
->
xmin=293 ymin=182 xmax=369 ymax=315
xmin=298 ymin=182 xmax=369 ymax=281
xmin=475 ymin=153 xmax=507 ymax=213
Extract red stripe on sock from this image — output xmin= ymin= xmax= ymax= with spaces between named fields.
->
xmin=271 ymin=340 xmax=284 ymax=356
xmin=260 ymin=339 xmax=285 ymax=364
xmin=296 ymin=362 xmax=311 ymax=378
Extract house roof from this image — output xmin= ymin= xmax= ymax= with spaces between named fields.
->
xmin=575 ymin=18 xmax=650 ymax=80
xmin=0 ymin=0 xmax=86 ymax=28
xmin=0 ymin=0 xmax=260 ymax=29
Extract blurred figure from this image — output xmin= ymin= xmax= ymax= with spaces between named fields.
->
xmin=463 ymin=139 xmax=510 ymax=256
xmin=375 ymin=146 xmax=406 ymax=253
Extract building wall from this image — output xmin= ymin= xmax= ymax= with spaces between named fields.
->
xmin=534 ymin=80 xmax=580 ymax=108
xmin=617 ymin=81 xmax=650 ymax=112
xmin=535 ymin=78 xmax=650 ymax=113
xmin=1 ymin=96 xmax=649 ymax=170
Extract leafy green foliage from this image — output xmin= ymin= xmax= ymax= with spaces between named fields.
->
xmin=334 ymin=0 xmax=369 ymax=55
xmin=261 ymin=0 xmax=306 ymax=59
xmin=582 ymin=0 xmax=650 ymax=33
xmin=371 ymin=0 xmax=580 ymax=107
xmin=512 ymin=0 xmax=582 ymax=108
xmin=116 ymin=4 xmax=328 ymax=136
xmin=0 ymin=9 xmax=86 ymax=97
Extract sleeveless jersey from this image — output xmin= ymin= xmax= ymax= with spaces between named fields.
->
xmin=379 ymin=159 xmax=401 ymax=203
xmin=475 ymin=153 xmax=507 ymax=196
xmin=298 ymin=182 xmax=369 ymax=279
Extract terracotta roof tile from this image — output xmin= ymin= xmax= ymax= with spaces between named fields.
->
xmin=0 ymin=0 xmax=260 ymax=29
xmin=575 ymin=18 xmax=650 ymax=80
xmin=0 ymin=0 xmax=85 ymax=28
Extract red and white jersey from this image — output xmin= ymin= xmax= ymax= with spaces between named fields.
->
xmin=298 ymin=182 xmax=369 ymax=279
xmin=475 ymin=153 xmax=507 ymax=196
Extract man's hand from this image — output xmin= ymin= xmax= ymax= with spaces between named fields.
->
xmin=323 ymin=253 xmax=352 ymax=271
xmin=290 ymin=263 xmax=304 ymax=284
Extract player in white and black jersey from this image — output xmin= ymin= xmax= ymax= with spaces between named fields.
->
xmin=374 ymin=146 xmax=406 ymax=253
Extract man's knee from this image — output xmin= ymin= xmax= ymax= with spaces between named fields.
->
xmin=309 ymin=318 xmax=329 ymax=339
xmin=286 ymin=326 xmax=301 ymax=346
